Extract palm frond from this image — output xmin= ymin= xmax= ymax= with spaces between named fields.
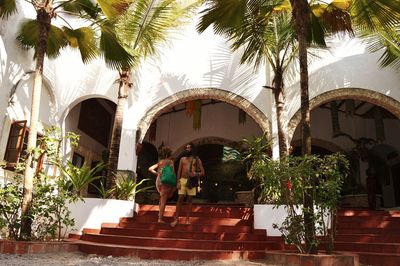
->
xmin=100 ymin=21 xmax=136 ymax=69
xmin=351 ymin=0 xmax=400 ymax=32
xmin=0 ymin=0 xmax=17 ymax=19
xmin=62 ymin=26 xmax=99 ymax=63
xmin=61 ymin=0 xmax=100 ymax=19
xmin=16 ymin=19 xmax=68 ymax=58
xmin=359 ymin=25 xmax=400 ymax=70
xmin=97 ymin=0 xmax=133 ymax=19
xmin=197 ymin=0 xmax=248 ymax=35
xmin=116 ymin=0 xmax=199 ymax=66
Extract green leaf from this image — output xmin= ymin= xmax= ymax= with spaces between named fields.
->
xmin=16 ymin=19 xmax=68 ymax=58
xmin=0 ymin=0 xmax=17 ymax=19
xmin=62 ymin=26 xmax=99 ymax=63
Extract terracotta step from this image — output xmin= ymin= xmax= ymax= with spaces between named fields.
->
xmin=81 ymin=233 xmax=279 ymax=250
xmin=121 ymin=216 xmax=252 ymax=226
xmin=336 ymin=220 xmax=400 ymax=229
xmin=334 ymin=241 xmax=400 ymax=254
xmin=335 ymin=233 xmax=400 ymax=243
xmin=355 ymin=251 xmax=400 ymax=266
xmin=137 ymin=205 xmax=254 ymax=218
xmin=135 ymin=210 xmax=254 ymax=220
xmin=116 ymin=221 xmax=263 ymax=234
xmin=336 ymin=227 xmax=400 ymax=235
xmin=100 ymin=227 xmax=267 ymax=241
xmin=338 ymin=209 xmax=400 ymax=217
xmin=77 ymin=240 xmax=268 ymax=260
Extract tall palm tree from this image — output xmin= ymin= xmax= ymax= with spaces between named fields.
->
xmin=197 ymin=0 xmax=353 ymax=253
xmin=0 ymin=0 xmax=99 ymax=239
xmin=96 ymin=0 xmax=199 ymax=189
xmin=198 ymin=5 xmax=297 ymax=158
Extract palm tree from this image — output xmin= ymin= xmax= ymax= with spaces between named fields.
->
xmin=198 ymin=5 xmax=297 ymax=157
xmin=96 ymin=0 xmax=199 ymax=190
xmin=197 ymin=0 xmax=353 ymax=253
xmin=0 ymin=0 xmax=99 ymax=239
xmin=350 ymin=0 xmax=400 ymax=70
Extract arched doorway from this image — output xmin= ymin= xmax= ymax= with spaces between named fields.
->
xmin=289 ymin=88 xmax=400 ymax=207
xmin=136 ymin=93 xmax=265 ymax=204
xmin=63 ymin=97 xmax=116 ymax=196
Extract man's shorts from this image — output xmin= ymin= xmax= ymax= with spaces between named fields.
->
xmin=178 ymin=177 xmax=196 ymax=196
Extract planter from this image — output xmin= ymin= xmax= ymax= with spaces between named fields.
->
xmin=254 ymin=204 xmax=330 ymax=237
xmin=265 ymin=251 xmax=359 ymax=266
xmin=234 ymin=191 xmax=254 ymax=207
xmin=135 ymin=190 xmax=160 ymax=205
xmin=67 ymin=197 xmax=135 ymax=234
xmin=340 ymin=194 xmax=383 ymax=208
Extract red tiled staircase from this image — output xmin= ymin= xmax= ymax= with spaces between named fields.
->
xmin=73 ymin=204 xmax=282 ymax=260
xmin=334 ymin=209 xmax=400 ymax=266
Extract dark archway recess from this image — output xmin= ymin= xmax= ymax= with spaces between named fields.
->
xmin=136 ymin=142 xmax=158 ymax=181
xmin=173 ymin=143 xmax=253 ymax=203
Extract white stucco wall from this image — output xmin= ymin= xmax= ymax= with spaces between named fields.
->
xmin=285 ymin=36 xmax=400 ymax=121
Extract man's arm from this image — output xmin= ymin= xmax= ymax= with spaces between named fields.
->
xmin=197 ymin=159 xmax=205 ymax=177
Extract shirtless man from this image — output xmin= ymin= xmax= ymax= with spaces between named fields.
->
xmin=171 ymin=143 xmax=205 ymax=227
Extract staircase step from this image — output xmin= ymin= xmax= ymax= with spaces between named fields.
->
xmin=135 ymin=210 xmax=254 ymax=220
xmin=335 ymin=234 xmax=400 ymax=243
xmin=77 ymin=240 xmax=269 ymax=260
xmin=338 ymin=209 xmax=400 ymax=217
xmin=336 ymin=228 xmax=400 ymax=235
xmin=116 ymin=221 xmax=263 ymax=234
xmin=81 ymin=233 xmax=279 ymax=250
xmin=137 ymin=205 xmax=254 ymax=218
xmin=100 ymin=227 xmax=267 ymax=241
xmin=334 ymin=241 xmax=400 ymax=254
xmin=122 ymin=216 xmax=252 ymax=226
xmin=336 ymin=220 xmax=400 ymax=229
xmin=355 ymin=251 xmax=400 ymax=266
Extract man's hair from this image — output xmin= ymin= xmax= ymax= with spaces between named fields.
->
xmin=189 ymin=143 xmax=198 ymax=156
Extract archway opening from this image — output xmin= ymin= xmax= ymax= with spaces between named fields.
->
xmin=291 ymin=98 xmax=400 ymax=208
xmin=137 ymin=98 xmax=263 ymax=204
xmin=64 ymin=97 xmax=116 ymax=197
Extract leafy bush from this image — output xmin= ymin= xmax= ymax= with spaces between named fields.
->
xmin=0 ymin=126 xmax=80 ymax=241
xmin=243 ymin=135 xmax=349 ymax=254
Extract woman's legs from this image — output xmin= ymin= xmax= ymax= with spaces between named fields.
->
xmin=158 ymin=186 xmax=169 ymax=223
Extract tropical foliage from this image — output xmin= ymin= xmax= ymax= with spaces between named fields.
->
xmin=0 ymin=126 xmax=80 ymax=241
xmin=243 ymin=135 xmax=350 ymax=254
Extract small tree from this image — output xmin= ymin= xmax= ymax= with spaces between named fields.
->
xmin=243 ymin=135 xmax=349 ymax=254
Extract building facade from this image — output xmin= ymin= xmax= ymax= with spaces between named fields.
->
xmin=1 ymin=2 xmax=399 ymax=207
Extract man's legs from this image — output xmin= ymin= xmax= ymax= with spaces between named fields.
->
xmin=171 ymin=194 xmax=185 ymax=227
xmin=185 ymin=195 xmax=193 ymax=224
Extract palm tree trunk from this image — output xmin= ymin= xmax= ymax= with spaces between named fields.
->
xmin=20 ymin=8 xmax=51 ymax=239
xmin=289 ymin=0 xmax=316 ymax=254
xmin=273 ymin=68 xmax=288 ymax=158
xmin=106 ymin=69 xmax=131 ymax=191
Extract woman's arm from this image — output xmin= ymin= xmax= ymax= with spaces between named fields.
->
xmin=148 ymin=162 xmax=159 ymax=175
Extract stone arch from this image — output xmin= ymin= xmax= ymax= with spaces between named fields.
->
xmin=290 ymin=138 xmax=344 ymax=154
xmin=172 ymin=136 xmax=240 ymax=158
xmin=287 ymin=88 xmax=400 ymax=142
xmin=136 ymin=88 xmax=271 ymax=142
xmin=60 ymin=94 xmax=116 ymax=123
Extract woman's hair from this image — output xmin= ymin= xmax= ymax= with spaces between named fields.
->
xmin=158 ymin=146 xmax=172 ymax=159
